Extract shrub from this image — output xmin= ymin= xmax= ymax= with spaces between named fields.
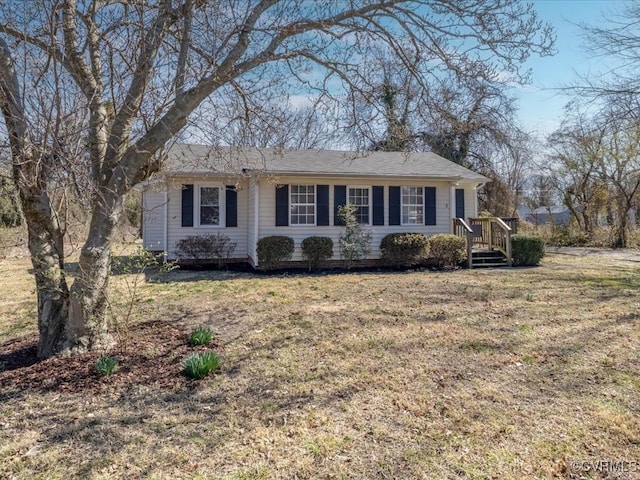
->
xmin=95 ymin=356 xmax=118 ymax=376
xmin=189 ymin=326 xmax=213 ymax=346
xmin=183 ymin=351 xmax=220 ymax=379
xmin=337 ymin=204 xmax=372 ymax=268
xmin=548 ymin=225 xmax=588 ymax=247
xmin=124 ymin=190 xmax=142 ymax=228
xmin=175 ymin=233 xmax=237 ymax=267
xmin=256 ymin=235 xmax=294 ymax=269
xmin=429 ymin=234 xmax=467 ymax=268
xmin=512 ymin=234 xmax=545 ymax=266
xmin=380 ymin=233 xmax=429 ymax=267
xmin=301 ymin=236 xmax=334 ymax=270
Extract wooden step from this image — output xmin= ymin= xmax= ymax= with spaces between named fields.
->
xmin=471 ymin=249 xmax=508 ymax=268
xmin=472 ymin=261 xmax=508 ymax=268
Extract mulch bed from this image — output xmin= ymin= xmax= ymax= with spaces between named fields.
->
xmin=0 ymin=320 xmax=219 ymax=395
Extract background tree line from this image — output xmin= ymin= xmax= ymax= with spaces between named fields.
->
xmin=540 ymin=2 xmax=640 ymax=249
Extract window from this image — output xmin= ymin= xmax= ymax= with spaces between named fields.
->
xmin=198 ymin=186 xmax=220 ymax=226
xmin=402 ymin=186 xmax=424 ymax=225
xmin=348 ymin=186 xmax=370 ymax=225
xmin=290 ymin=184 xmax=315 ymax=225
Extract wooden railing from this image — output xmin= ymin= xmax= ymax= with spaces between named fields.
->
xmin=451 ymin=217 xmax=474 ymax=269
xmin=467 ymin=217 xmax=513 ymax=266
xmin=501 ymin=217 xmax=519 ymax=234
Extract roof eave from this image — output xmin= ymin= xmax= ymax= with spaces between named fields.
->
xmin=164 ymin=170 xmax=487 ymax=183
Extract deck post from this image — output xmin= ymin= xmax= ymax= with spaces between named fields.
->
xmin=467 ymin=228 xmax=473 ymax=269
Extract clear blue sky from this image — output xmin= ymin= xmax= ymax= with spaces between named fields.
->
xmin=516 ymin=0 xmax=626 ymax=137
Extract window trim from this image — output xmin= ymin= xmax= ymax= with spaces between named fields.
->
xmin=401 ymin=185 xmax=424 ymax=226
xmin=195 ymin=183 xmax=225 ymax=228
xmin=289 ymin=184 xmax=317 ymax=226
xmin=347 ymin=185 xmax=372 ymax=226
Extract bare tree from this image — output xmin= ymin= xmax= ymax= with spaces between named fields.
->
xmin=546 ymin=101 xmax=640 ymax=247
xmin=546 ymin=112 xmax=608 ymax=235
xmin=347 ymin=58 xmax=534 ymax=216
xmin=598 ymin=119 xmax=640 ymax=248
xmin=476 ymin=130 xmax=536 ymax=216
xmin=347 ymin=58 xmax=524 ymax=166
xmin=205 ymin=96 xmax=344 ymax=149
xmin=576 ymin=2 xmax=640 ymax=100
xmin=0 ymin=0 xmax=554 ymax=359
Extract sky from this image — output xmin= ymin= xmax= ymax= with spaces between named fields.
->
xmin=515 ymin=0 xmax=627 ymax=138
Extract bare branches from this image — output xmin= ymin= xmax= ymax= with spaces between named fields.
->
xmin=546 ymin=98 xmax=640 ymax=247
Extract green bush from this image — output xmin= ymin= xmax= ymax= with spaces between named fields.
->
xmin=301 ymin=236 xmax=333 ymax=270
xmin=189 ymin=326 xmax=213 ymax=346
xmin=95 ymin=356 xmax=118 ymax=376
xmin=512 ymin=234 xmax=545 ymax=266
xmin=429 ymin=234 xmax=467 ymax=268
xmin=380 ymin=233 xmax=429 ymax=267
xmin=183 ymin=351 xmax=220 ymax=379
xmin=256 ymin=235 xmax=294 ymax=269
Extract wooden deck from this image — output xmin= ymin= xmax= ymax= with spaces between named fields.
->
xmin=452 ymin=217 xmax=516 ymax=268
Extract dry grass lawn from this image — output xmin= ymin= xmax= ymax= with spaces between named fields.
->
xmin=1 ymin=249 xmax=639 ymax=479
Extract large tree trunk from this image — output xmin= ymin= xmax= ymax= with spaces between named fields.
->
xmin=1 ymin=37 xmax=70 ymax=358
xmin=22 ymin=195 xmax=70 ymax=358
xmin=66 ymin=192 xmax=123 ymax=351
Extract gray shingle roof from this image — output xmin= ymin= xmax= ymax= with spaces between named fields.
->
xmin=161 ymin=144 xmax=489 ymax=182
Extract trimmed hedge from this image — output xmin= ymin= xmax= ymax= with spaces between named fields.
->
xmin=428 ymin=234 xmax=467 ymax=268
xmin=301 ymin=236 xmax=333 ymax=271
xmin=380 ymin=233 xmax=429 ymax=267
xmin=256 ymin=235 xmax=294 ymax=269
xmin=512 ymin=234 xmax=545 ymax=266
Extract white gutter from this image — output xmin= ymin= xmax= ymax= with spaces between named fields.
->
xmin=165 ymin=171 xmax=473 ymax=182
xmin=450 ymin=183 xmax=456 ymax=219
xmin=163 ymin=185 xmax=168 ymax=264
xmin=252 ymin=177 xmax=260 ymax=267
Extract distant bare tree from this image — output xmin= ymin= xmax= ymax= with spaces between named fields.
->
xmin=203 ymin=96 xmax=343 ymax=149
xmin=347 ymin=58 xmax=535 ymax=216
xmin=345 ymin=55 xmax=525 ymax=164
xmin=576 ymin=2 xmax=640 ymax=100
xmin=546 ymin=100 xmax=640 ymax=247
xmin=546 ymin=111 xmax=608 ymax=235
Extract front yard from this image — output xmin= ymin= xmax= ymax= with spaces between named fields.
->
xmin=1 ymin=250 xmax=639 ymax=479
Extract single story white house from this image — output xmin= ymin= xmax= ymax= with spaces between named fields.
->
xmin=141 ymin=145 xmax=489 ymax=266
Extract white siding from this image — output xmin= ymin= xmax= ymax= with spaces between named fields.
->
xmin=256 ymin=176 xmax=461 ymax=261
xmin=165 ymin=177 xmax=250 ymax=260
xmin=142 ymin=187 xmax=166 ymax=252
xmin=247 ymin=177 xmax=258 ymax=265
xmin=464 ymin=182 xmax=479 ymax=218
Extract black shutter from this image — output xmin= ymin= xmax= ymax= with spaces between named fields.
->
xmin=388 ymin=186 xmax=401 ymax=226
xmin=226 ymin=186 xmax=238 ymax=227
xmin=372 ymin=186 xmax=384 ymax=226
xmin=275 ymin=184 xmax=289 ymax=226
xmin=317 ymin=185 xmax=329 ymax=226
xmin=455 ymin=188 xmax=465 ymax=219
xmin=425 ymin=186 xmax=436 ymax=225
xmin=181 ymin=184 xmax=194 ymax=227
xmin=334 ymin=185 xmax=347 ymax=226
